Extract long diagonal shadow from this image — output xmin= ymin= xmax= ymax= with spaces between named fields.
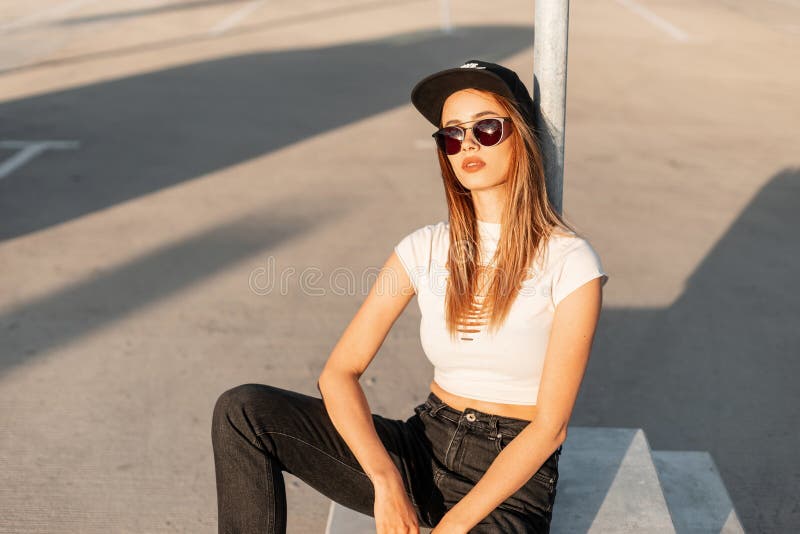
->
xmin=0 ymin=205 xmax=341 ymax=378
xmin=576 ymin=167 xmax=800 ymax=533
xmin=0 ymin=24 xmax=535 ymax=241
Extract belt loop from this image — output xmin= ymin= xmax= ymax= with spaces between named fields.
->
xmin=488 ymin=415 xmax=499 ymax=440
xmin=427 ymin=392 xmax=446 ymax=417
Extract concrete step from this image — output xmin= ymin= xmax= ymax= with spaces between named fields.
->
xmin=651 ymin=450 xmax=745 ymax=534
xmin=550 ymin=427 xmax=674 ymax=533
xmin=324 ymin=502 xmax=396 ymax=534
xmin=325 ymin=427 xmax=741 ymax=534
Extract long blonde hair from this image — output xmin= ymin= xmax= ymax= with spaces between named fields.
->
xmin=437 ymin=90 xmax=579 ymax=340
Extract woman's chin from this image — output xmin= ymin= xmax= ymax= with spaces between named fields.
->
xmin=457 ymin=175 xmax=507 ymax=191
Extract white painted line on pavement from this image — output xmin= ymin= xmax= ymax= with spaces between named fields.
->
xmin=615 ymin=0 xmax=690 ymax=42
xmin=0 ymin=0 xmax=99 ymax=33
xmin=208 ymin=0 xmax=267 ymax=36
xmin=0 ymin=140 xmax=80 ymax=180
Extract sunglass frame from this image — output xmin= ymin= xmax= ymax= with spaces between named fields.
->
xmin=431 ymin=116 xmax=513 ymax=155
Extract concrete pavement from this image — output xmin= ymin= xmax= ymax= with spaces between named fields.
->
xmin=1 ymin=0 xmax=798 ymax=532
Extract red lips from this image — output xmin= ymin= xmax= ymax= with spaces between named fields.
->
xmin=462 ymin=156 xmax=486 ymax=172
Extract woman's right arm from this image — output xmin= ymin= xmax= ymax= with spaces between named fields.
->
xmin=317 ymin=250 xmax=419 ymax=529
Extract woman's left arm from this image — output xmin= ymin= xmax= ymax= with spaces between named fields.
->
xmin=433 ymin=277 xmax=604 ymax=533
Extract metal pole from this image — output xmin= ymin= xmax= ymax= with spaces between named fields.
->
xmin=533 ymin=0 xmax=570 ymax=216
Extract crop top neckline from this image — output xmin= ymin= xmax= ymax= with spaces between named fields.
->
xmin=476 ymin=219 xmax=501 ymax=235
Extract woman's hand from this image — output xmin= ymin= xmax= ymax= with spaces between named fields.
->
xmin=373 ymin=478 xmax=420 ymax=534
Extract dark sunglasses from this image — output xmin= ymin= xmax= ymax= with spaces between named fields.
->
xmin=432 ymin=116 xmax=512 ymax=155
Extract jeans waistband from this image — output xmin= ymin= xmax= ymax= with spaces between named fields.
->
xmin=424 ymin=390 xmax=535 ymax=433
xmin=421 ymin=391 xmax=564 ymax=454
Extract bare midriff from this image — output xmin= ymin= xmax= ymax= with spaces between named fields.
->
xmin=430 ymin=380 xmax=538 ymax=422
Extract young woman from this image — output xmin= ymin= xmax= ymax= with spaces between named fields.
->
xmin=212 ymin=59 xmax=608 ymax=534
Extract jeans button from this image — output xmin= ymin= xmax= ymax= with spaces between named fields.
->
xmin=466 ymin=413 xmax=476 ymax=422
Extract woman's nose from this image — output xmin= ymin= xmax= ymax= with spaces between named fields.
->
xmin=461 ymin=128 xmax=480 ymax=150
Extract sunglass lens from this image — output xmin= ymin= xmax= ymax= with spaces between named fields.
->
xmin=473 ymin=118 xmax=504 ymax=146
xmin=435 ymin=127 xmax=463 ymax=155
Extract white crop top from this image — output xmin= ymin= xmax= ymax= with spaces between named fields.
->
xmin=394 ymin=219 xmax=608 ymax=405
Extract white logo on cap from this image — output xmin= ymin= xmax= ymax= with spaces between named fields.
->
xmin=459 ymin=62 xmax=486 ymax=69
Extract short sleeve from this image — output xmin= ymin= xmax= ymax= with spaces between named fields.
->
xmin=552 ymin=238 xmax=608 ymax=307
xmin=393 ymin=225 xmax=434 ymax=294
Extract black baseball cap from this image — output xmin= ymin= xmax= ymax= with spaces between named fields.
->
xmin=410 ymin=59 xmax=535 ymax=128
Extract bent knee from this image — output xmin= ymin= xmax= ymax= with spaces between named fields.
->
xmin=211 ymin=383 xmax=265 ymax=432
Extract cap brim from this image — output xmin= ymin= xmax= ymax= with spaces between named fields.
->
xmin=410 ymin=68 xmax=515 ymax=127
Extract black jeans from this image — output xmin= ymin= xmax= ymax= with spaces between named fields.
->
xmin=211 ymin=383 xmax=561 ymax=533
